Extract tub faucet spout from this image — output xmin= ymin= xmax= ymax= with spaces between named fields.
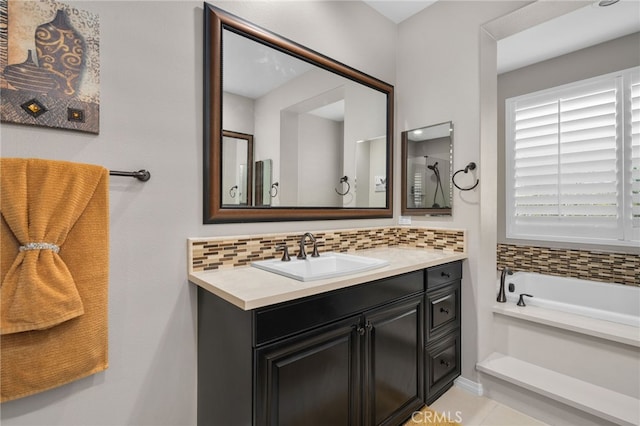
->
xmin=497 ymin=267 xmax=513 ymax=303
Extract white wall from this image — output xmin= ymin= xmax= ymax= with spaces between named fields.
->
xmin=222 ymin=92 xmax=254 ymax=135
xmin=396 ymin=0 xmax=527 ymax=381
xmin=297 ymin=113 xmax=342 ymax=206
xmin=0 ymin=1 xmax=396 ymax=425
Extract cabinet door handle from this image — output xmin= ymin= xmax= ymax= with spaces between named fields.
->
xmin=441 ymin=271 xmax=451 ymax=279
xmin=440 ymin=359 xmax=451 ymax=368
xmin=357 ymin=326 xmax=366 ymax=336
xmin=440 ymin=307 xmax=449 ymax=315
xmin=365 ymin=322 xmax=373 ymax=331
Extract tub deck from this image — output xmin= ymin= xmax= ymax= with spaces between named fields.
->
xmin=492 ymin=303 xmax=640 ymax=347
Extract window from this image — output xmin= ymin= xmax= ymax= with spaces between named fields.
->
xmin=505 ymin=67 xmax=639 ymax=247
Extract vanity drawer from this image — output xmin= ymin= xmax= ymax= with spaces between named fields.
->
xmin=425 ymin=331 xmax=460 ymax=403
xmin=425 ymin=282 xmax=460 ymax=342
xmin=254 ymin=270 xmax=423 ymax=346
xmin=426 ymin=261 xmax=462 ymax=290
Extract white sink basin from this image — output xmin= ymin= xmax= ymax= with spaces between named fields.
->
xmin=251 ymin=252 xmax=389 ymax=282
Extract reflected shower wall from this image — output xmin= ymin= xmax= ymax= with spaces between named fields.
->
xmin=407 ymin=137 xmax=451 ymax=209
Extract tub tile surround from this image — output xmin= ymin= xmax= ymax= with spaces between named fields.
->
xmin=497 ymin=243 xmax=639 ymax=286
xmin=189 ymin=226 xmax=465 ymax=273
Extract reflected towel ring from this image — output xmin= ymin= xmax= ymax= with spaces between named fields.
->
xmin=452 ymin=162 xmax=479 ymax=191
xmin=229 ymin=185 xmax=238 ymax=198
xmin=335 ymin=176 xmax=350 ymax=196
xmin=270 ymin=182 xmax=279 ymax=197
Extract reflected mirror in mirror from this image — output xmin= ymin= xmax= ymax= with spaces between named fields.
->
xmin=222 ymin=130 xmax=253 ymax=206
xmin=401 ymin=122 xmax=453 ymax=216
xmin=204 ymin=4 xmax=394 ymax=223
xmin=254 ymin=159 xmax=273 ymax=207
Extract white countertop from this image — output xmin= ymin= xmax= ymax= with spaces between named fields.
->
xmin=189 ymin=247 xmax=467 ymax=310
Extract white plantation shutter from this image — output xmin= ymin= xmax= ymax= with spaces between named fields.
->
xmin=506 ymin=67 xmax=639 ymax=246
xmin=630 ymin=77 xmax=640 ymax=240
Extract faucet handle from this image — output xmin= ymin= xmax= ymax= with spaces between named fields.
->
xmin=276 ymin=244 xmax=291 ymax=262
xmin=503 ymin=266 xmax=513 ymax=275
xmin=517 ymin=293 xmax=533 ymax=307
xmin=311 ymin=240 xmax=320 ymax=257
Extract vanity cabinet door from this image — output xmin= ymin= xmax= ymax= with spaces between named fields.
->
xmin=425 ymin=331 xmax=460 ymax=404
xmin=255 ymin=316 xmax=361 ymax=426
xmin=364 ymin=295 xmax=425 ymax=426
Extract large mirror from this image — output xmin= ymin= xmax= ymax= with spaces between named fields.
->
xmin=204 ymin=4 xmax=394 ymax=223
xmin=401 ymin=122 xmax=453 ymax=216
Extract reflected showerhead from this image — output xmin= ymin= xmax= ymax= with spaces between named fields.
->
xmin=427 ymin=162 xmax=438 ymax=171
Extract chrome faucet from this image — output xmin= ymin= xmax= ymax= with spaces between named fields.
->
xmin=297 ymin=232 xmax=320 ymax=259
xmin=497 ymin=267 xmax=513 ymax=303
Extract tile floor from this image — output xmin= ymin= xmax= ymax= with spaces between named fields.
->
xmin=412 ymin=386 xmax=548 ymax=425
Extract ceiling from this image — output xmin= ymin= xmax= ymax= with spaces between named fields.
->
xmin=362 ymin=0 xmax=437 ymax=24
xmin=362 ymin=0 xmax=640 ymax=74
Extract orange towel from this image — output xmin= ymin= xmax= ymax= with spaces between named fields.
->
xmin=0 ymin=158 xmax=109 ymax=402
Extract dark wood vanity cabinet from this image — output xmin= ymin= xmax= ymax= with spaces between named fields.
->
xmin=197 ymin=262 xmax=462 ymax=426
xmin=425 ymin=261 xmax=462 ymax=404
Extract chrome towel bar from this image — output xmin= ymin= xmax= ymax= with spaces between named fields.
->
xmin=109 ymin=169 xmax=151 ymax=182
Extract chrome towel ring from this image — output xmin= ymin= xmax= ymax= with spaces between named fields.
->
xmin=452 ymin=162 xmax=479 ymax=191
xmin=270 ymin=182 xmax=279 ymax=197
xmin=335 ymin=176 xmax=350 ymax=196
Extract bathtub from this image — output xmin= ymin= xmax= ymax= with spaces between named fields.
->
xmin=503 ymin=272 xmax=640 ymax=327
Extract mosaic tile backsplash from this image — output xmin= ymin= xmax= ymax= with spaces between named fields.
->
xmin=497 ymin=243 xmax=639 ymax=286
xmin=189 ymin=227 xmax=465 ymax=273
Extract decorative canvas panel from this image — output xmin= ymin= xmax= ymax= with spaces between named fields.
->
xmin=0 ymin=0 xmax=99 ymax=134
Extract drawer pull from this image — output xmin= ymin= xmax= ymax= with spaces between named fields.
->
xmin=440 ymin=307 xmax=449 ymax=315
xmin=441 ymin=271 xmax=451 ymax=279
xmin=440 ymin=359 xmax=451 ymax=368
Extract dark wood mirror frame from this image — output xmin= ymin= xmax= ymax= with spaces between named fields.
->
xmin=203 ymin=3 xmax=394 ymax=223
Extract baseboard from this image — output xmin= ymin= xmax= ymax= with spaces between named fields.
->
xmin=454 ymin=376 xmax=483 ymax=396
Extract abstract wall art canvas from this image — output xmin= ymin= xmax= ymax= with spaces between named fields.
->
xmin=0 ymin=0 xmax=99 ymax=134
